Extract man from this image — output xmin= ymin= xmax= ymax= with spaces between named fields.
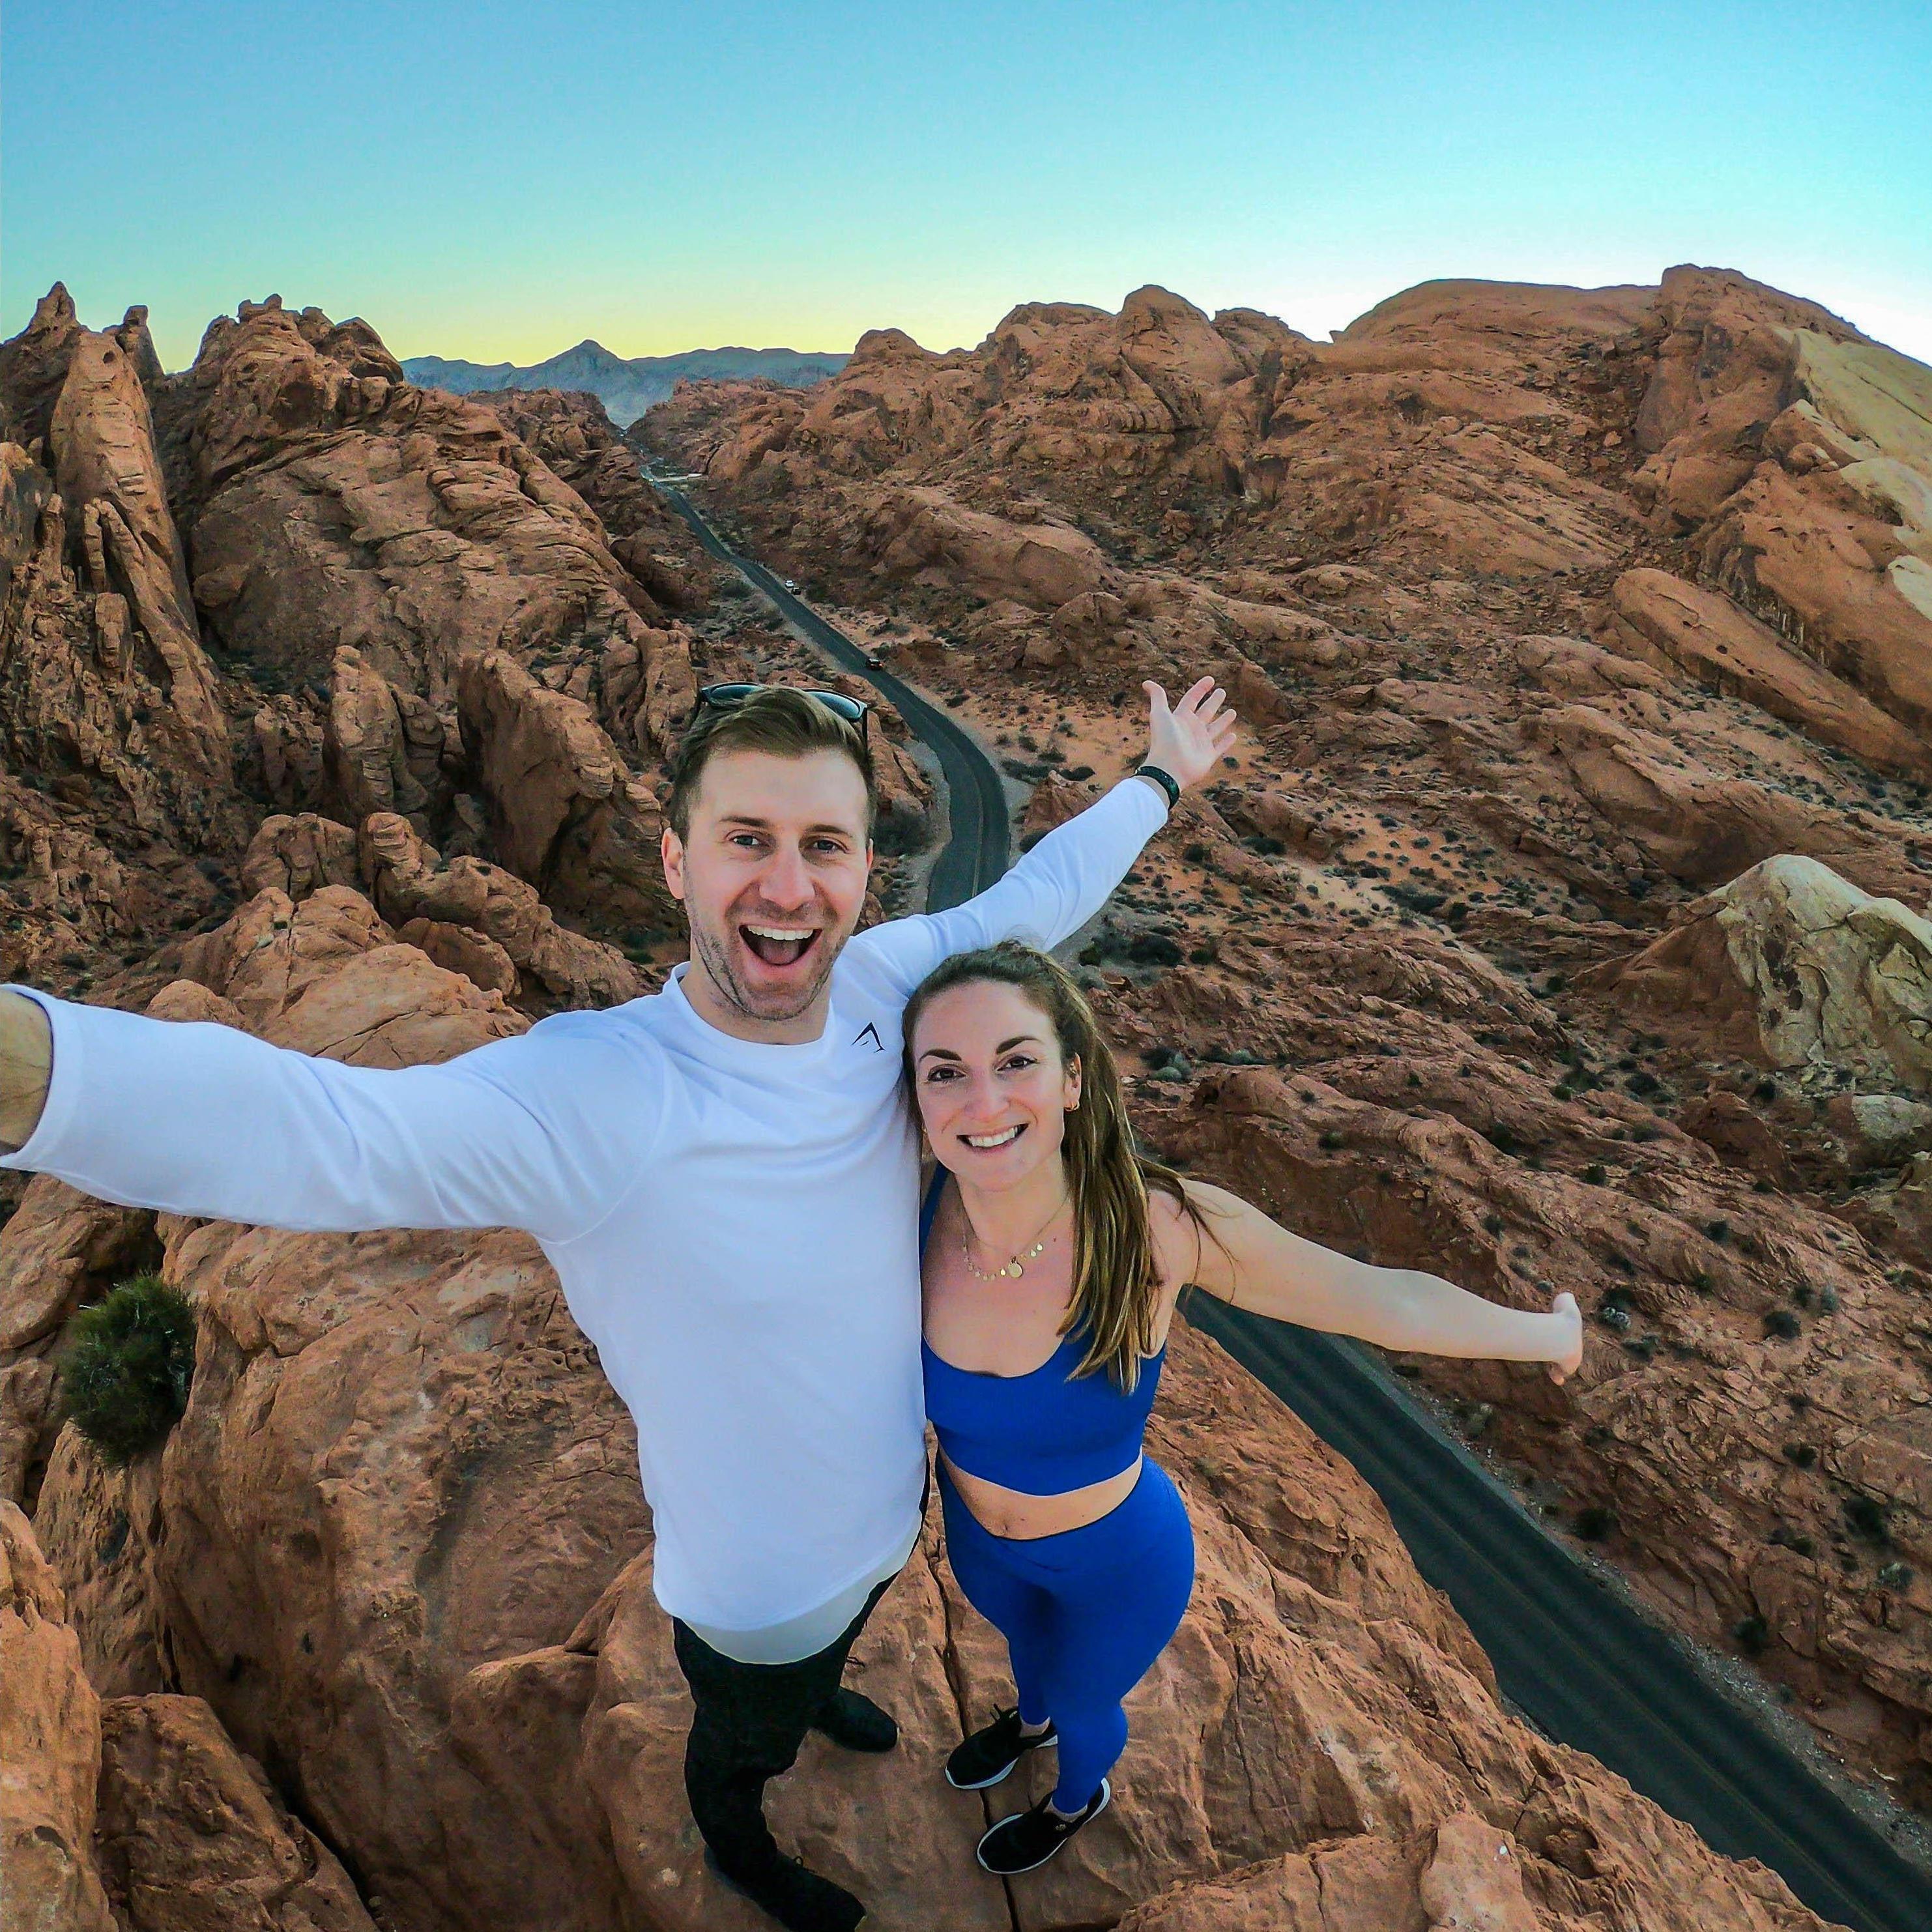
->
xmin=0 ymin=674 xmax=1235 ymax=1932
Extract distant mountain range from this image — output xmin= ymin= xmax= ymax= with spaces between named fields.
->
xmin=399 ymin=339 xmax=849 ymax=431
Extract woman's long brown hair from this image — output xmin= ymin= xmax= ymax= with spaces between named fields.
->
xmin=903 ymin=942 xmax=1213 ymax=1392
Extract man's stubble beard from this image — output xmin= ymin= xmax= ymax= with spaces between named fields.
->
xmin=687 ymin=904 xmax=848 ymax=1024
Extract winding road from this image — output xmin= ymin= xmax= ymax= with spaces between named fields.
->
xmin=644 ymin=464 xmax=1932 ymax=1932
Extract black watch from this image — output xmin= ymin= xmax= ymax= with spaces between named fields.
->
xmin=1135 ymin=764 xmax=1181 ymax=810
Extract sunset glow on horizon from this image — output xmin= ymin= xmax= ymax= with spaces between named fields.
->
xmin=6 ymin=0 xmax=1928 ymax=372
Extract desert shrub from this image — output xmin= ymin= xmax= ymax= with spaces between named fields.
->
xmin=59 ymin=1274 xmax=195 ymax=1465
xmin=1123 ymin=931 xmax=1183 ymax=967
xmin=1843 ymin=1494 xmax=1892 ymax=1545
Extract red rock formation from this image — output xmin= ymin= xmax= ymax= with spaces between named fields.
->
xmin=177 ymin=296 xmax=695 ymax=725
xmin=5 ymin=266 xmax=1930 ymax=1925
xmin=470 ymin=385 xmax=714 ymax=614
xmin=0 ymin=1499 xmax=376 ymax=1931
xmin=0 ymin=293 xmax=248 ymax=988
xmin=95 ymin=1694 xmax=377 ymax=1931
xmin=0 ymin=288 xmax=717 ymax=1020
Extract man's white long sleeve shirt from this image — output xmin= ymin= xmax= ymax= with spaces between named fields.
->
xmin=1 ymin=777 xmax=1166 ymax=1655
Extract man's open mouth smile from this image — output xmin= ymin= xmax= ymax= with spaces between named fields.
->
xmin=740 ymin=923 xmax=822 ymax=969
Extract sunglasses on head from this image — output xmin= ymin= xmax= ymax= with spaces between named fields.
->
xmin=693 ymin=683 xmax=871 ymax=733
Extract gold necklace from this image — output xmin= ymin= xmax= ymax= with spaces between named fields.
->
xmin=960 ymin=1191 xmax=1069 ymax=1281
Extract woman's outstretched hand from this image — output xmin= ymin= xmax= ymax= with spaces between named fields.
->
xmin=1545 ymin=1291 xmax=1584 ymax=1385
xmin=1144 ymin=676 xmax=1237 ymax=793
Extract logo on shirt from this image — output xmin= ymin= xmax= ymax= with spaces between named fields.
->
xmin=852 ymin=1021 xmax=886 ymax=1053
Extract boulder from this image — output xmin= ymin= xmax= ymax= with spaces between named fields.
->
xmin=33 ymin=1426 xmax=169 ymax=1695
xmin=357 ymin=811 xmax=642 ymax=1008
xmin=324 ymin=644 xmax=444 ymax=831
xmin=1585 ymin=854 xmax=1932 ymax=1088
xmin=238 ymin=812 xmax=361 ymax=902
xmin=455 ymin=647 xmax=679 ymax=933
xmin=1521 ymin=704 xmax=1926 ymax=899
xmin=94 ymin=1694 xmax=377 ymax=1931
xmin=872 ymin=487 xmax=1121 ymax=611
xmin=1594 ymin=568 xmax=1932 ymax=781
xmin=0 ymin=1498 xmax=116 ymax=1931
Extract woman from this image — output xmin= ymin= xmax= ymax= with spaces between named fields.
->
xmin=906 ymin=942 xmax=1583 ymax=1878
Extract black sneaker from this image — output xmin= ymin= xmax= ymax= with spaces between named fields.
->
xmin=975 ymin=1778 xmax=1111 ymax=1875
xmin=944 ymin=1706 xmax=1058 ymax=1790
xmin=812 ymin=1686 xmax=899 ymax=1753
xmin=703 ymin=1846 xmax=867 ymax=1932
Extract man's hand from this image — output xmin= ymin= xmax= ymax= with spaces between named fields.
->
xmin=0 ymin=989 xmax=52 ymax=1154
xmin=1143 ymin=676 xmax=1237 ymax=794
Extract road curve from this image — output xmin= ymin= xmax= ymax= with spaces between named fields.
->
xmin=642 ymin=464 xmax=1932 ymax=1932
xmin=648 ymin=477 xmax=1008 ymax=909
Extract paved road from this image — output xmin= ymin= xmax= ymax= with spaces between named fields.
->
xmin=649 ymin=477 xmax=1007 ymax=908
xmin=642 ymin=465 xmax=1932 ymax=1932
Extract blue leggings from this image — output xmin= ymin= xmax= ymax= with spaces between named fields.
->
xmin=938 ymin=1456 xmax=1195 ymax=1811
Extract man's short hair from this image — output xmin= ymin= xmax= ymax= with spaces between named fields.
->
xmin=664 ymin=687 xmax=876 ymax=840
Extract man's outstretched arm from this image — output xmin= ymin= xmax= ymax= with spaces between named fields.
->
xmin=858 ymin=676 xmax=1237 ymax=991
xmin=0 ymin=984 xmax=646 ymax=1245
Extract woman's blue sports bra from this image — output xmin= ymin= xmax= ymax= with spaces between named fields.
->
xmin=918 ymin=1170 xmax=1164 ymax=1497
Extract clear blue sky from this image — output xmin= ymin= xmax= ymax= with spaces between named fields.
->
xmin=5 ymin=0 xmax=1928 ymax=371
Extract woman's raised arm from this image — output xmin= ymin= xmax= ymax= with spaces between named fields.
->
xmin=1171 ymin=1179 xmax=1583 ymax=1383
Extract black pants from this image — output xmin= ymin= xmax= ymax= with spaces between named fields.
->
xmin=673 ymin=1570 xmax=897 ymax=1875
